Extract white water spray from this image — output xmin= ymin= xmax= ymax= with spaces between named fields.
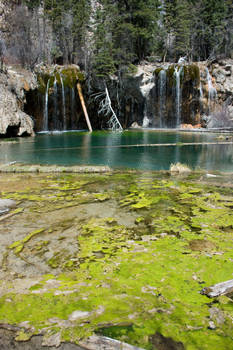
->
xmin=158 ymin=69 xmax=166 ymax=128
xmin=206 ymin=68 xmax=217 ymax=113
xmin=43 ymin=79 xmax=50 ymax=131
xmin=199 ymin=81 xmax=203 ymax=99
xmin=71 ymin=87 xmax=75 ymax=129
xmin=53 ymin=76 xmax=58 ymax=129
xmin=60 ymin=74 xmax=66 ymax=130
xmin=174 ymin=66 xmax=183 ymax=128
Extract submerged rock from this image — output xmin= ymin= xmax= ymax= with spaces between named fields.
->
xmin=130 ymin=122 xmax=141 ymax=129
xmin=170 ymin=162 xmax=191 ymax=174
xmin=0 ymin=171 xmax=233 ymax=349
xmin=0 ymin=198 xmax=16 ymax=215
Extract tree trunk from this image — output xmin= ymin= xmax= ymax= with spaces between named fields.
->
xmin=77 ymin=82 xmax=92 ymax=132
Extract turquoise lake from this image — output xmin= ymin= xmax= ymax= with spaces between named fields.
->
xmin=1 ymin=130 xmax=233 ymax=172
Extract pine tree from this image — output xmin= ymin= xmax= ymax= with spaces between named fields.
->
xmin=163 ymin=0 xmax=191 ymax=61
xmin=173 ymin=0 xmax=191 ymax=60
xmin=193 ymin=0 xmax=229 ymax=60
xmin=92 ymin=1 xmax=117 ymax=77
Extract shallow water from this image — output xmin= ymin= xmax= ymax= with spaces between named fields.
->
xmin=0 ymin=171 xmax=233 ymax=349
xmin=1 ymin=130 xmax=233 ymax=171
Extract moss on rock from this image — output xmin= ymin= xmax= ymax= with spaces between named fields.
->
xmin=0 ymin=171 xmax=232 ymax=349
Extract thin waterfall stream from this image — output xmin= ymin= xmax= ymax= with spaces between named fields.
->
xmin=60 ymin=73 xmax=66 ymax=130
xmin=38 ymin=63 xmax=222 ymax=133
xmin=53 ymin=76 xmax=58 ymax=129
xmin=43 ymin=79 xmax=50 ymax=131
xmin=174 ymin=66 xmax=183 ymax=127
xmin=206 ymin=67 xmax=217 ymax=113
xmin=158 ymin=69 xmax=166 ymax=128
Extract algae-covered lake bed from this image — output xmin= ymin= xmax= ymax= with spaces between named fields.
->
xmin=0 ymin=170 xmax=232 ymax=349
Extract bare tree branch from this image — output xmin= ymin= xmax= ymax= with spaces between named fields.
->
xmin=94 ymin=85 xmax=123 ymax=131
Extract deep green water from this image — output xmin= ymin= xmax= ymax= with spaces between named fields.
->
xmin=1 ymin=130 xmax=233 ymax=171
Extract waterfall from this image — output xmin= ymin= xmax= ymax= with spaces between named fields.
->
xmin=142 ymin=111 xmax=150 ymax=128
xmin=142 ymin=99 xmax=150 ymax=127
xmin=199 ymin=82 xmax=203 ymax=99
xmin=206 ymin=68 xmax=217 ymax=113
xmin=174 ymin=66 xmax=183 ymax=128
xmin=71 ymin=87 xmax=75 ymax=129
xmin=158 ymin=69 xmax=166 ymax=128
xmin=199 ymin=81 xmax=204 ymax=113
xmin=53 ymin=76 xmax=58 ymax=130
xmin=140 ymin=77 xmax=154 ymax=128
xmin=43 ymin=79 xmax=50 ymax=131
xmin=60 ymin=74 xmax=66 ymax=130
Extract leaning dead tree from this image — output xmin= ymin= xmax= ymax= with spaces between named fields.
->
xmin=94 ymin=86 xmax=123 ymax=131
xmin=77 ymin=82 xmax=93 ymax=132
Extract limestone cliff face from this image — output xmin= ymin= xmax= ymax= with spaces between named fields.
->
xmin=0 ymin=67 xmax=37 ymax=137
xmin=122 ymin=60 xmax=233 ymax=129
xmin=0 ymin=60 xmax=232 ymax=136
xmin=212 ymin=60 xmax=233 ymax=117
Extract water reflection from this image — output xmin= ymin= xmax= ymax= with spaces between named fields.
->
xmin=0 ymin=130 xmax=232 ymax=172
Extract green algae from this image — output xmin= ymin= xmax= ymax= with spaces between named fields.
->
xmin=0 ymin=172 xmax=233 ymax=349
xmin=9 ymin=229 xmax=45 ymax=254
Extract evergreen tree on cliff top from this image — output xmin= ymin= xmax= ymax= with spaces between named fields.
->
xmin=93 ymin=0 xmax=161 ymax=77
xmin=6 ymin=0 xmax=233 ymax=68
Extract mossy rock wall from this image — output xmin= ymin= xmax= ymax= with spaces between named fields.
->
xmin=149 ymin=64 xmax=202 ymax=127
xmin=24 ymin=66 xmax=92 ymax=132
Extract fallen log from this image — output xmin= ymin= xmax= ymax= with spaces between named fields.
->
xmin=79 ymin=335 xmax=145 ymax=350
xmin=201 ymin=279 xmax=233 ymax=297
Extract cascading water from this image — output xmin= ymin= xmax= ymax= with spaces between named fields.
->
xmin=142 ymin=106 xmax=150 ymax=128
xmin=43 ymin=79 xmax=50 ymax=131
xmin=60 ymin=74 xmax=66 ymax=130
xmin=53 ymin=76 xmax=58 ymax=130
xmin=71 ymin=87 xmax=76 ymax=129
xmin=199 ymin=81 xmax=204 ymax=114
xmin=174 ymin=66 xmax=183 ymax=128
xmin=141 ymin=76 xmax=154 ymax=128
xmin=199 ymin=82 xmax=203 ymax=99
xmin=206 ymin=68 xmax=217 ymax=113
xmin=158 ymin=69 xmax=166 ymax=128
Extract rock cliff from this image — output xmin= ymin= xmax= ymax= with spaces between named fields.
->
xmin=0 ymin=1 xmax=232 ymax=135
xmin=0 ymin=67 xmax=37 ymax=137
xmin=129 ymin=59 xmax=233 ymax=129
xmin=0 ymin=59 xmax=232 ymax=136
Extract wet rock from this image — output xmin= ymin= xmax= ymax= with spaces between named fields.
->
xmin=130 ymin=122 xmax=141 ymax=129
xmin=170 ymin=163 xmax=191 ymax=174
xmin=68 ymin=310 xmax=91 ymax=321
xmin=0 ymin=329 xmax=84 ymax=350
xmin=188 ymin=239 xmax=216 ymax=252
xmin=208 ymin=321 xmax=216 ymax=330
xmin=0 ymin=198 xmax=16 ymax=215
xmin=42 ymin=332 xmax=61 ymax=347
xmin=209 ymin=307 xmax=225 ymax=325
xmin=150 ymin=332 xmax=185 ymax=350
xmin=79 ymin=335 xmax=145 ymax=350
xmin=0 ymin=198 xmax=16 ymax=209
